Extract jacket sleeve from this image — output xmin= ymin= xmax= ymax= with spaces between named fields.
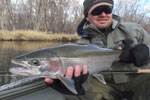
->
xmin=136 ymin=24 xmax=150 ymax=58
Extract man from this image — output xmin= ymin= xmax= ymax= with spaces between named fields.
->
xmin=45 ymin=0 xmax=150 ymax=100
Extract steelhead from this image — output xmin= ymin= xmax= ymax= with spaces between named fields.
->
xmin=10 ymin=44 xmax=121 ymax=94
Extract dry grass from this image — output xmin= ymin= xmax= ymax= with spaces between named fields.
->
xmin=0 ymin=30 xmax=80 ymax=42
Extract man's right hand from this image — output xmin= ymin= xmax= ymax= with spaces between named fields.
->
xmin=45 ymin=65 xmax=88 ymax=95
xmin=45 ymin=65 xmax=88 ymax=84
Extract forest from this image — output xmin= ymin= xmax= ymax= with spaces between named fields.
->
xmin=0 ymin=0 xmax=150 ymax=34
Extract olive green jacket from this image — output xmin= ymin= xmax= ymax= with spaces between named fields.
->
xmin=78 ymin=15 xmax=150 ymax=84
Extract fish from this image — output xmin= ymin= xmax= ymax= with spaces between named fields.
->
xmin=10 ymin=44 xmax=121 ymax=94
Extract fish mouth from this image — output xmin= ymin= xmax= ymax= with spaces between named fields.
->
xmin=11 ymin=58 xmax=33 ymax=70
xmin=11 ymin=59 xmax=27 ymax=67
xmin=9 ymin=67 xmax=35 ymax=76
xmin=11 ymin=59 xmax=37 ymax=76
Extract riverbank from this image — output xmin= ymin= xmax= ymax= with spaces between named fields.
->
xmin=0 ymin=30 xmax=80 ymax=42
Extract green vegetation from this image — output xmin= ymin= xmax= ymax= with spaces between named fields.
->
xmin=0 ymin=30 xmax=80 ymax=42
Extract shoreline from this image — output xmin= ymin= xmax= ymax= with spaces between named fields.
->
xmin=0 ymin=30 xmax=80 ymax=42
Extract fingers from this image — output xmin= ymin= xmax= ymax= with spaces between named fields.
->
xmin=116 ymin=57 xmax=121 ymax=61
xmin=82 ymin=65 xmax=88 ymax=75
xmin=65 ymin=66 xmax=74 ymax=79
xmin=74 ymin=65 xmax=81 ymax=77
xmin=45 ymin=65 xmax=88 ymax=84
xmin=45 ymin=77 xmax=54 ymax=84
xmin=116 ymin=46 xmax=123 ymax=61
xmin=117 ymin=46 xmax=122 ymax=50
xmin=65 ymin=65 xmax=88 ymax=78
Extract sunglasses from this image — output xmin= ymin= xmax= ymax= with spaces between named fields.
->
xmin=90 ymin=5 xmax=113 ymax=16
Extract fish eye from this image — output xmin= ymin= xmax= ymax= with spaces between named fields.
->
xmin=28 ymin=59 xmax=41 ymax=66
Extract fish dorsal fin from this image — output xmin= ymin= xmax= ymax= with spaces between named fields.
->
xmin=58 ymin=76 xmax=78 ymax=94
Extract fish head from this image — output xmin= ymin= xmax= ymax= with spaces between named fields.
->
xmin=10 ymin=49 xmax=64 ymax=78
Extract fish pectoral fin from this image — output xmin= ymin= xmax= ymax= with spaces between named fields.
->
xmin=58 ymin=76 xmax=78 ymax=94
xmin=93 ymin=74 xmax=107 ymax=84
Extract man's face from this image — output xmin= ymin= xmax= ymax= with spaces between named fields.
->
xmin=87 ymin=2 xmax=113 ymax=29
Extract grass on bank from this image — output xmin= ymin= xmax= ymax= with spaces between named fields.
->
xmin=0 ymin=30 xmax=80 ymax=42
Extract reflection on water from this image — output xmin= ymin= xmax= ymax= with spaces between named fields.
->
xmin=0 ymin=41 xmax=66 ymax=86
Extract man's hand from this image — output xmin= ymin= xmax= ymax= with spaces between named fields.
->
xmin=117 ymin=39 xmax=149 ymax=67
xmin=45 ymin=65 xmax=88 ymax=83
xmin=45 ymin=65 xmax=88 ymax=95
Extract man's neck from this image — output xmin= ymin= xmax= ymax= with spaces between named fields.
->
xmin=98 ymin=24 xmax=112 ymax=35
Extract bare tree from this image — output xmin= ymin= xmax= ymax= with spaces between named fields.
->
xmin=34 ymin=0 xmax=43 ymax=31
xmin=0 ymin=0 xmax=149 ymax=34
xmin=113 ymin=0 xmax=150 ymax=33
xmin=0 ymin=0 xmax=6 ymax=30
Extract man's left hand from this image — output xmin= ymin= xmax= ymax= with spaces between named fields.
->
xmin=118 ymin=39 xmax=149 ymax=67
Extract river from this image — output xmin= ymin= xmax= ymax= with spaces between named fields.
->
xmin=0 ymin=41 xmax=67 ymax=86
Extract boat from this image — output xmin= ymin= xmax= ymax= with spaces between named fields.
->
xmin=0 ymin=77 xmax=65 ymax=100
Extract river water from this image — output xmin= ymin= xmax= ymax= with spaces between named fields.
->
xmin=0 ymin=41 xmax=66 ymax=86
